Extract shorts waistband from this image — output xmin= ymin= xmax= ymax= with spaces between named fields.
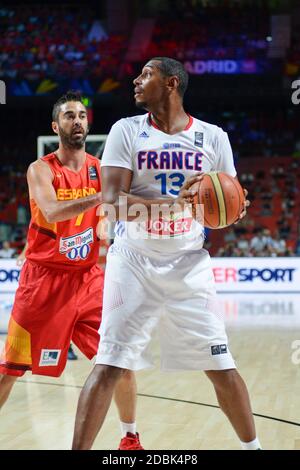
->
xmin=26 ymin=259 xmax=98 ymax=273
xmin=111 ymin=240 xmax=208 ymax=262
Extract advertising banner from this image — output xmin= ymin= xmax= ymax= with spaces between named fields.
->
xmin=1 ymin=258 xmax=300 ymax=295
xmin=184 ymin=60 xmax=267 ymax=75
xmin=1 ymin=258 xmax=300 ymax=332
xmin=0 ymin=259 xmax=20 ymax=293
xmin=211 ymin=257 xmax=300 ymax=293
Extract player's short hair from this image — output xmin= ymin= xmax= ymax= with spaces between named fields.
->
xmin=151 ymin=57 xmax=189 ymax=98
xmin=52 ymin=90 xmax=85 ymax=122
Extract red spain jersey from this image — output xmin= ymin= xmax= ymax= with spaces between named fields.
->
xmin=26 ymin=152 xmax=101 ymax=270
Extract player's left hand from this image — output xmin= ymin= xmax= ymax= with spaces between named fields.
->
xmin=235 ymin=188 xmax=250 ymax=223
xmin=16 ymin=252 xmax=26 ymax=267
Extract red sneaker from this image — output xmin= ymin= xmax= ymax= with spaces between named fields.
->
xmin=118 ymin=432 xmax=144 ymax=450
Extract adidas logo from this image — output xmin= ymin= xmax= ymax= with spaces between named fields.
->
xmin=139 ymin=131 xmax=149 ymax=138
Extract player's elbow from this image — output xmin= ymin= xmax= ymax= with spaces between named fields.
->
xmin=101 ymin=190 xmax=124 ymax=222
xmin=101 ymin=200 xmax=118 ymax=222
xmin=44 ymin=212 xmax=56 ymax=224
xmin=43 ymin=205 xmax=59 ymax=224
xmin=101 ymin=189 xmax=120 ymax=206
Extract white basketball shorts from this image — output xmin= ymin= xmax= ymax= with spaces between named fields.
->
xmin=96 ymin=243 xmax=236 ymax=371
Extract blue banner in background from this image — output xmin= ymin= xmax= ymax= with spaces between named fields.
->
xmin=185 ymin=59 xmax=273 ymax=75
xmin=3 ymin=58 xmax=282 ymax=96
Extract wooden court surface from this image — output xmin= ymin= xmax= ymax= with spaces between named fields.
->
xmin=1 ymin=326 xmax=300 ymax=450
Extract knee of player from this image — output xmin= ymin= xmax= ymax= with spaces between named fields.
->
xmin=207 ymin=368 xmax=240 ymax=389
xmin=91 ymin=364 xmax=124 ymax=387
xmin=221 ymin=369 xmax=241 ymax=388
xmin=121 ymin=369 xmax=135 ymax=384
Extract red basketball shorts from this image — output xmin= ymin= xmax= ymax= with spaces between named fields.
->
xmin=0 ymin=261 xmax=104 ymax=377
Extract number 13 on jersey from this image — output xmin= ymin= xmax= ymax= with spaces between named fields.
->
xmin=155 ymin=172 xmax=185 ymax=196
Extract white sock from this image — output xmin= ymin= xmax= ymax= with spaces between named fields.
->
xmin=240 ymin=437 xmax=262 ymax=450
xmin=120 ymin=421 xmax=136 ymax=437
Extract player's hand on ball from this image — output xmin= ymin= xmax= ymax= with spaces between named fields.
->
xmin=235 ymin=188 xmax=250 ymax=223
xmin=175 ymin=173 xmax=204 ymax=208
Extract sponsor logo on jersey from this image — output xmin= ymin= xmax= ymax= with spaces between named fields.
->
xmin=163 ymin=143 xmax=181 ymax=149
xmin=211 ymin=344 xmax=227 ymax=356
xmin=145 ymin=216 xmax=193 ymax=237
xmin=89 ymin=166 xmax=98 ymax=180
xmin=39 ymin=349 xmax=61 ymax=366
xmin=139 ymin=131 xmax=149 ymax=138
xmin=59 ymin=227 xmax=94 ymax=261
xmin=213 ymin=267 xmax=296 ymax=283
xmin=56 ymin=187 xmax=96 ymax=200
xmin=194 ymin=132 xmax=203 ymax=147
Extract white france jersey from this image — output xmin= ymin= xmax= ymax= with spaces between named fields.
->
xmin=101 ymin=113 xmax=237 ymax=255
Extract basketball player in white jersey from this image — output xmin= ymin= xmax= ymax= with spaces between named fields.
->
xmin=72 ymin=57 xmax=261 ymax=450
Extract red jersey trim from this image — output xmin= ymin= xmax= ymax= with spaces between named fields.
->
xmin=184 ymin=113 xmax=193 ymax=130
xmin=0 ymin=361 xmax=31 ymax=371
xmin=148 ymin=113 xmax=193 ymax=131
xmin=31 ymin=222 xmax=57 ymax=240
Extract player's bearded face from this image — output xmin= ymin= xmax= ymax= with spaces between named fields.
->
xmin=56 ymin=102 xmax=89 ymax=149
xmin=58 ymin=124 xmax=88 ymax=149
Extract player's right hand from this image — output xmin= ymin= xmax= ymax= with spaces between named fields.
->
xmin=174 ymin=173 xmax=204 ymax=208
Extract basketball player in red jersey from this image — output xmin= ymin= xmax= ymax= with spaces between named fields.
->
xmin=0 ymin=92 xmax=143 ymax=450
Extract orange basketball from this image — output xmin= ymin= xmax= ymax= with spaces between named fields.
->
xmin=191 ymin=172 xmax=245 ymax=229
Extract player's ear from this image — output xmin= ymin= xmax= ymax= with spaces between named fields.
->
xmin=52 ymin=121 xmax=59 ymax=135
xmin=167 ymin=76 xmax=179 ymax=93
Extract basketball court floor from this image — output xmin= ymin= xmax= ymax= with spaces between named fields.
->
xmin=1 ymin=293 xmax=300 ymax=450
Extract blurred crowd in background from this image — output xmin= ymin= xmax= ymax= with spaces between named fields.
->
xmin=0 ymin=3 xmax=271 ymax=80
xmin=0 ymin=5 xmax=126 ymax=81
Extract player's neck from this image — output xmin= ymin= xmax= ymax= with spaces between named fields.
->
xmin=149 ymin=103 xmax=189 ymax=135
xmin=56 ymin=145 xmax=86 ymax=172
